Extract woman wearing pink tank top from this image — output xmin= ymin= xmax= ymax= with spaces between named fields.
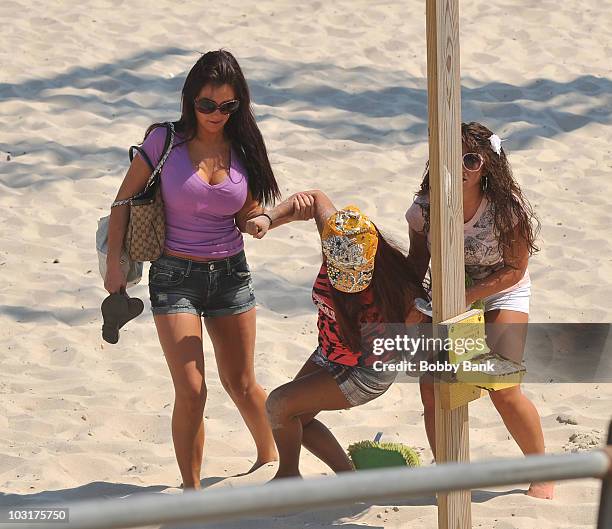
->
xmin=104 ymin=50 xmax=303 ymax=489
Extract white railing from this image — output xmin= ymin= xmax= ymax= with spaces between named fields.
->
xmin=4 ymin=444 xmax=611 ymax=529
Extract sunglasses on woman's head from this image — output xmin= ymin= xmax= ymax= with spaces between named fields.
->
xmin=463 ymin=152 xmax=484 ymax=172
xmin=194 ymin=97 xmax=240 ymax=115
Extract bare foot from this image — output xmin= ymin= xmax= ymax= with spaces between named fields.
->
xmin=235 ymin=456 xmax=279 ymax=477
xmin=269 ymin=471 xmax=303 ymax=481
xmin=249 ymin=456 xmax=278 ymax=473
xmin=178 ymin=482 xmax=202 ymax=491
xmin=527 ymin=481 xmax=555 ymax=499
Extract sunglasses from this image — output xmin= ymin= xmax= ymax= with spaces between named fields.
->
xmin=463 ymin=152 xmax=484 ymax=172
xmin=194 ymin=97 xmax=240 ymax=115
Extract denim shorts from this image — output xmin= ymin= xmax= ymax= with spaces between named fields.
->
xmin=310 ymin=346 xmax=397 ymax=407
xmin=148 ymin=250 xmax=256 ymax=318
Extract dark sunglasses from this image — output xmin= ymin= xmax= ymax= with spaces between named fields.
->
xmin=194 ymin=97 xmax=240 ymax=115
xmin=463 ymin=152 xmax=484 ymax=172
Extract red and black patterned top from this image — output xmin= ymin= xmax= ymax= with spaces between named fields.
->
xmin=312 ymin=263 xmax=393 ymax=368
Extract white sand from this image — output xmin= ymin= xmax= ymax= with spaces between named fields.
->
xmin=1 ymin=0 xmax=611 ymax=527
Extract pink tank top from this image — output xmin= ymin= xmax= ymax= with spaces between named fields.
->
xmin=141 ymin=126 xmax=248 ymax=258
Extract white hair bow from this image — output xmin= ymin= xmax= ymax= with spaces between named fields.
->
xmin=489 ymin=134 xmax=504 ymax=155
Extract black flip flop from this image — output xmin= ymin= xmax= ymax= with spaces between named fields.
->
xmin=101 ymin=293 xmax=144 ymax=344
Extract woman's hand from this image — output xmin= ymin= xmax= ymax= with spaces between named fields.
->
xmin=465 ymin=286 xmax=478 ymax=307
xmin=244 ymin=191 xmax=318 ymax=239
xmin=407 ymin=228 xmax=430 ymax=286
xmin=104 ymin=259 xmax=127 ymax=294
xmin=246 ymin=215 xmax=272 ymax=239
xmin=291 ymin=193 xmax=315 ymax=221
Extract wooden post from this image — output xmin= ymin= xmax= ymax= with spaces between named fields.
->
xmin=426 ymin=1 xmax=473 ymax=528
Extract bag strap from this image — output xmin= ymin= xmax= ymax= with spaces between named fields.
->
xmin=129 ymin=146 xmax=154 ymax=171
xmin=111 ymin=122 xmax=175 ymax=208
xmin=142 ymin=122 xmax=174 ymax=192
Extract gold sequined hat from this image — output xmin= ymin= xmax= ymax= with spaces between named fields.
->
xmin=321 ymin=206 xmax=379 ymax=293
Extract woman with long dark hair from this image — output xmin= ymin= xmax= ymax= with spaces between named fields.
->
xmin=246 ymin=190 xmax=428 ymax=479
xmin=406 ymin=121 xmax=552 ymax=499
xmin=104 ymin=50 xmax=295 ymax=489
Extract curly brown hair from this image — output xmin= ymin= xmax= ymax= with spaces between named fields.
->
xmin=416 ymin=121 xmax=540 ymax=255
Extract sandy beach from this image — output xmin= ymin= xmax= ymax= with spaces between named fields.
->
xmin=1 ymin=0 xmax=611 ymax=527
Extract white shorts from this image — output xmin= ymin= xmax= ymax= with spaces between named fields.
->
xmin=482 ymin=283 xmax=531 ymax=314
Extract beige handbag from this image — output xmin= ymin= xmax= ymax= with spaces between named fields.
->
xmin=111 ymin=122 xmax=175 ymax=262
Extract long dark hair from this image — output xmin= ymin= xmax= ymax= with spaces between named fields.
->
xmin=330 ymin=230 xmax=426 ymax=352
xmin=417 ymin=121 xmax=540 ymax=255
xmin=145 ymin=49 xmax=280 ymax=206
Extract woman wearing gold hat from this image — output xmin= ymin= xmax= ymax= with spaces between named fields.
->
xmin=245 ymin=190 xmax=428 ymax=479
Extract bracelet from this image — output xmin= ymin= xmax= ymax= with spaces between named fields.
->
xmin=258 ymin=213 xmax=273 ymax=226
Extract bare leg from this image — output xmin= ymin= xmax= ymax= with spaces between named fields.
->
xmin=419 ymin=375 xmax=436 ymax=459
xmin=488 ymin=384 xmax=552 ymax=498
xmin=293 ymin=361 xmax=354 ymax=473
xmin=154 ymin=313 xmax=206 ymax=490
xmin=486 ymin=309 xmax=553 ymax=499
xmin=205 ymin=308 xmax=277 ymax=472
xmin=266 ymin=359 xmax=353 ymax=479
xmin=419 ymin=309 xmax=552 ymax=499
xmin=301 ymin=416 xmax=354 ymax=473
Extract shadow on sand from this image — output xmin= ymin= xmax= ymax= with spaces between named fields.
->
xmin=1 ymin=47 xmax=610 ymax=187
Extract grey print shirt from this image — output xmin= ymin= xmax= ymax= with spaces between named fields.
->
xmin=405 ymin=193 xmax=530 ymax=290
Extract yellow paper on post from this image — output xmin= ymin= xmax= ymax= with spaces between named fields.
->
xmin=441 ymin=309 xmax=526 ymax=391
xmin=440 ymin=310 xmax=525 ymax=390
xmin=437 ymin=309 xmax=487 ymax=409
xmin=440 ymin=309 xmax=489 ymax=365
xmin=458 ymin=353 xmax=526 ymax=391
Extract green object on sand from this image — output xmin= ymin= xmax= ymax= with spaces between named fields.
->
xmin=347 ymin=433 xmax=421 ymax=470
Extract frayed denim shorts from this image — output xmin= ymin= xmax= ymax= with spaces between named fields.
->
xmin=148 ymin=250 xmax=256 ymax=318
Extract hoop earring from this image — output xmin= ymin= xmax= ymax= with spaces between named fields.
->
xmin=481 ymin=175 xmax=488 ymax=191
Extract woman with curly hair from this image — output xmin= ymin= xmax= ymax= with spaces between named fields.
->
xmin=406 ymin=121 xmax=553 ymax=499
